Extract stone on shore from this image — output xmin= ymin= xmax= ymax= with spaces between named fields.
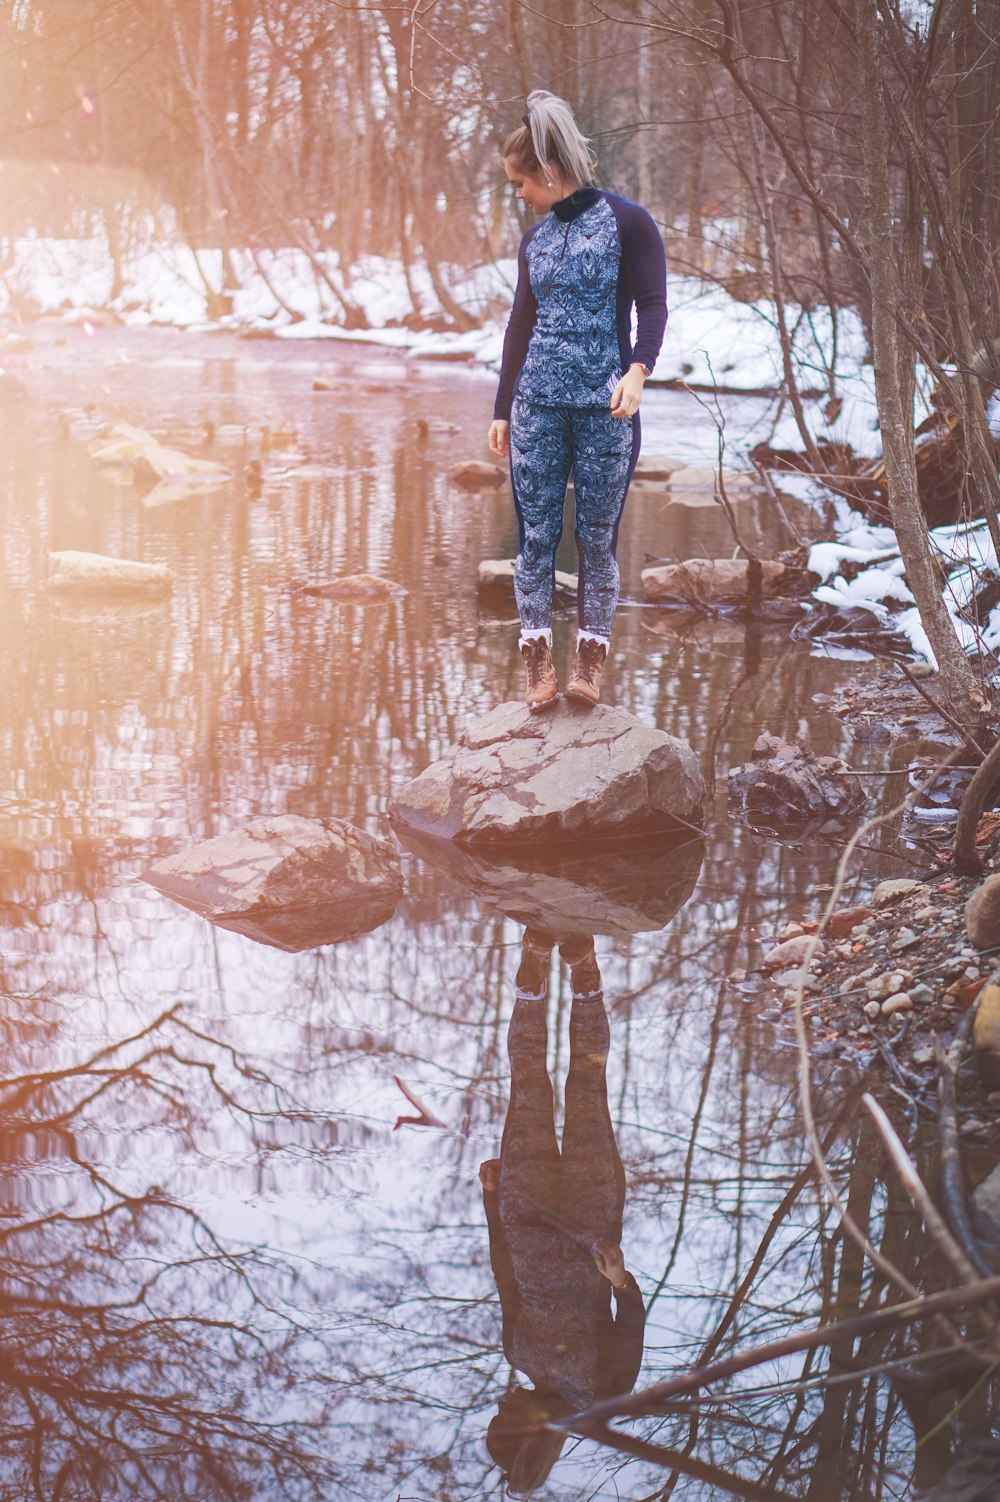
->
xmin=398 ymin=826 xmax=703 ymax=938
xmin=965 ymin=873 xmax=1000 ymax=950
xmin=642 ymin=558 xmax=802 ymax=606
xmin=974 ymin=980 xmax=1000 ymax=1089
xmin=477 ymin=558 xmax=578 ymax=599
xmin=144 ymin=814 xmax=403 ymax=951
xmin=389 ymin=700 xmax=704 ymax=846
xmin=47 ymin=550 xmax=174 ymax=593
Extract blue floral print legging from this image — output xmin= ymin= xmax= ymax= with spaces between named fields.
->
xmin=509 ymin=399 xmax=640 ymax=638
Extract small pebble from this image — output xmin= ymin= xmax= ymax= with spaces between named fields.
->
xmin=893 ymin=928 xmax=920 ymax=951
xmin=909 ymin=983 xmax=934 ymax=1005
xmin=762 ymin=935 xmax=823 ymax=971
xmin=874 ymin=878 xmax=921 ymax=906
xmin=914 ymin=906 xmax=937 ymax=923
xmin=882 ymin=992 xmax=914 ymax=1016
xmin=835 ymin=942 xmax=855 ymax=960
xmin=863 ymin=999 xmax=882 ymax=1020
xmin=867 ymin=970 xmax=907 ymax=999
xmin=987 ymin=1091 xmax=1000 ymax=1106
xmin=828 ymin=905 xmax=874 ymax=939
xmin=778 ymin=921 xmax=805 ymax=941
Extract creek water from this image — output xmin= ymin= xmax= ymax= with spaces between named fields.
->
xmin=0 ymin=325 xmax=984 ymax=1500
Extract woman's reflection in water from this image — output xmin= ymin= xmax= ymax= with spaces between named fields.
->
xmin=481 ymin=927 xmax=645 ymax=1496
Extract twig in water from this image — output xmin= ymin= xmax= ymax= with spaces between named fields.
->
xmin=862 ymin=1092 xmax=985 ymax=1290
xmin=935 ymin=1013 xmax=996 ymax=1280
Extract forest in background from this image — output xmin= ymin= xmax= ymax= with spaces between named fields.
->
xmin=4 ymin=0 xmax=1000 ymax=720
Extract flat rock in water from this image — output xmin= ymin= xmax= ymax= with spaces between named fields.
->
xmin=399 ymin=826 xmax=703 ymax=938
xmin=143 ymin=814 xmax=403 ymax=951
xmin=669 ymin=466 xmax=760 ymax=492
xmin=477 ymin=558 xmax=578 ymax=598
xmin=47 ymin=550 xmax=174 ymax=593
xmin=642 ymin=558 xmax=801 ymax=605
xmin=389 ymin=700 xmax=704 ymax=846
xmin=89 ymin=421 xmax=230 ymax=485
xmin=630 ymin=454 xmax=687 ymax=483
xmin=296 ymin=573 xmax=407 ymax=601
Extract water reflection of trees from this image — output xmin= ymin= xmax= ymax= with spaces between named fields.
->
xmin=0 ymin=998 xmax=345 ymax=1501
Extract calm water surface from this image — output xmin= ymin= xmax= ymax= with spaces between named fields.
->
xmin=0 ymin=326 xmax=989 ymax=1500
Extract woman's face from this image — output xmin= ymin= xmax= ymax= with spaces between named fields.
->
xmin=504 ymin=158 xmax=557 ymax=215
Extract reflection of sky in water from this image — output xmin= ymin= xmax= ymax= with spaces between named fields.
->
xmin=0 ymin=327 xmax=937 ymax=1498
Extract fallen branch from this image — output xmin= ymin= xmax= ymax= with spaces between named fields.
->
xmin=954 ymin=734 xmax=1000 ymax=875
xmin=549 ymin=1274 xmax=1000 ymax=1432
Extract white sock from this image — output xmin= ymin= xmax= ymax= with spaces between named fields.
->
xmin=577 ymin=630 xmax=610 ymax=649
xmin=519 ymin=628 xmax=552 ymax=649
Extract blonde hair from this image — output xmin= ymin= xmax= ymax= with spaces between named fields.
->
xmin=502 ymin=90 xmax=597 ymax=188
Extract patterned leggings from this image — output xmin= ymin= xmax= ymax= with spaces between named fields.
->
xmin=509 ymin=398 xmax=640 ymax=639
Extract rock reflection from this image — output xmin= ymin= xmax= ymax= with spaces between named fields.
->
xmin=399 ymin=828 xmax=703 ymax=938
xmin=482 ymin=931 xmax=643 ymax=1495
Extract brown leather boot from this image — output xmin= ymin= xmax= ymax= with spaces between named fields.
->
xmin=566 ymin=637 xmax=608 ymax=705
xmin=521 ymin=636 xmax=559 ymax=712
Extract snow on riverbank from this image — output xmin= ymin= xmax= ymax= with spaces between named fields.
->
xmin=0 ymin=230 xmax=886 ymax=459
xmin=808 ymin=501 xmax=1000 ymax=664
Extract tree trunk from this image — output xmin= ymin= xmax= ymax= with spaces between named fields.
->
xmin=855 ymin=0 xmax=982 ymax=724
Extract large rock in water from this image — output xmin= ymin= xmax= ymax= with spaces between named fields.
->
xmin=389 ymin=701 xmax=704 ymax=846
xmin=143 ymin=815 xmax=403 ymax=951
xmin=398 ymin=826 xmax=703 ymax=938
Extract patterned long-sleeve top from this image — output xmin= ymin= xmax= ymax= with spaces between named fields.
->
xmin=493 ymin=187 xmax=668 ymax=420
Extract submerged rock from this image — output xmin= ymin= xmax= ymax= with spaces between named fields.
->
xmin=47 ymin=550 xmax=174 ymax=593
xmin=728 ymin=732 xmax=865 ymax=832
xmin=390 ymin=700 xmax=704 ymax=846
xmin=295 ymin=573 xmax=407 ymax=601
xmin=448 ymin=460 xmax=505 ymax=489
xmin=398 ymin=826 xmax=703 ymax=938
xmin=143 ymin=814 xmax=403 ymax=951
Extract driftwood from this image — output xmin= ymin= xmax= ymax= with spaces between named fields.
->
xmin=752 ymin=406 xmax=1000 ymax=528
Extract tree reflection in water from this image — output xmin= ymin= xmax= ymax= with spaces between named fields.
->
xmin=0 ymin=995 xmax=335 ymax=1501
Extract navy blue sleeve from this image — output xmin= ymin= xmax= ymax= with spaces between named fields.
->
xmin=493 ymin=227 xmax=538 ymax=420
xmin=607 ymin=195 xmax=667 ymax=376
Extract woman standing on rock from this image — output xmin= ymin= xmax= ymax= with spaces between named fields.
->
xmin=488 ymin=91 xmax=667 ymax=710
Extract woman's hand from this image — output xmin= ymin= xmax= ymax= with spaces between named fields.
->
xmin=592 ymin=1238 xmax=628 ymax=1289
xmin=488 ymin=419 xmax=510 ymax=457
xmin=610 ymin=364 xmax=647 ymax=419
